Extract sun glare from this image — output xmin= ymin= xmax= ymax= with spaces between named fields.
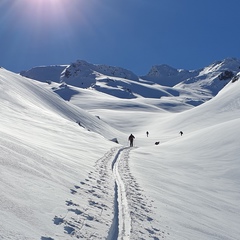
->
xmin=6 ymin=0 xmax=93 ymax=53
xmin=25 ymin=0 xmax=66 ymax=20
xmin=26 ymin=0 xmax=64 ymax=8
xmin=11 ymin=0 xmax=90 ymax=29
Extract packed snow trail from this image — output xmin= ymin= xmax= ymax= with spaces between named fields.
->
xmin=47 ymin=146 xmax=168 ymax=240
xmin=108 ymin=147 xmax=131 ymax=240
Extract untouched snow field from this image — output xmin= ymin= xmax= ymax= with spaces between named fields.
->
xmin=0 ymin=65 xmax=240 ymax=240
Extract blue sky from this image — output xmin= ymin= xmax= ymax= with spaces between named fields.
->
xmin=1 ymin=0 xmax=240 ymax=75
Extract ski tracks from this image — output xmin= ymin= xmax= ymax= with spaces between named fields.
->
xmin=49 ymin=146 xmax=168 ymax=240
xmin=113 ymin=147 xmax=168 ymax=240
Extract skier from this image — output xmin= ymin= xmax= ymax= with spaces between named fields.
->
xmin=179 ymin=131 xmax=183 ymax=136
xmin=128 ymin=134 xmax=135 ymax=147
xmin=146 ymin=131 xmax=149 ymax=137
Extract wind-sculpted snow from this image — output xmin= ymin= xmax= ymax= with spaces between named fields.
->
xmin=48 ymin=147 xmax=168 ymax=240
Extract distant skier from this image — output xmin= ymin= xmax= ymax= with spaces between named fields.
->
xmin=179 ymin=131 xmax=183 ymax=136
xmin=146 ymin=131 xmax=149 ymax=137
xmin=128 ymin=134 xmax=135 ymax=147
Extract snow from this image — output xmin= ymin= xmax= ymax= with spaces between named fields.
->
xmin=20 ymin=65 xmax=67 ymax=83
xmin=1 ymin=58 xmax=240 ymax=240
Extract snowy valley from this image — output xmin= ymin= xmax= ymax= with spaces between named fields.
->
xmin=1 ymin=58 xmax=240 ymax=240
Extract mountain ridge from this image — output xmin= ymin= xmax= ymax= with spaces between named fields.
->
xmin=20 ymin=58 xmax=240 ymax=110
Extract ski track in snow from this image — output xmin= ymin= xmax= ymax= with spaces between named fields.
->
xmin=45 ymin=147 xmax=168 ymax=240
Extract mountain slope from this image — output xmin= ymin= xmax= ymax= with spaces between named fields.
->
xmin=1 ymin=61 xmax=240 ymax=239
xmin=129 ymin=77 xmax=240 ymax=240
xmin=1 ymin=68 xmax=126 ymax=144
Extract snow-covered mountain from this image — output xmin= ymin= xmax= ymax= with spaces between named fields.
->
xmin=1 ymin=58 xmax=240 ymax=240
xmin=20 ymin=65 xmax=67 ymax=84
xmin=21 ymin=58 xmax=240 ymax=109
xmin=141 ymin=64 xmax=199 ymax=86
xmin=174 ymin=58 xmax=240 ymax=104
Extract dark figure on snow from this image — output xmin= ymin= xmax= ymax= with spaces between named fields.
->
xmin=128 ymin=134 xmax=135 ymax=147
xmin=146 ymin=131 xmax=149 ymax=137
xmin=179 ymin=131 xmax=183 ymax=136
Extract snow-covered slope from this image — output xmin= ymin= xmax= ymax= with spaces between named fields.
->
xmin=1 ymin=60 xmax=240 ymax=239
xmin=20 ymin=65 xmax=67 ymax=83
xmin=174 ymin=58 xmax=240 ymax=104
xmin=129 ymin=77 xmax=240 ymax=240
xmin=0 ymin=67 xmax=130 ymax=239
xmin=1 ymin=68 xmax=126 ymax=144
